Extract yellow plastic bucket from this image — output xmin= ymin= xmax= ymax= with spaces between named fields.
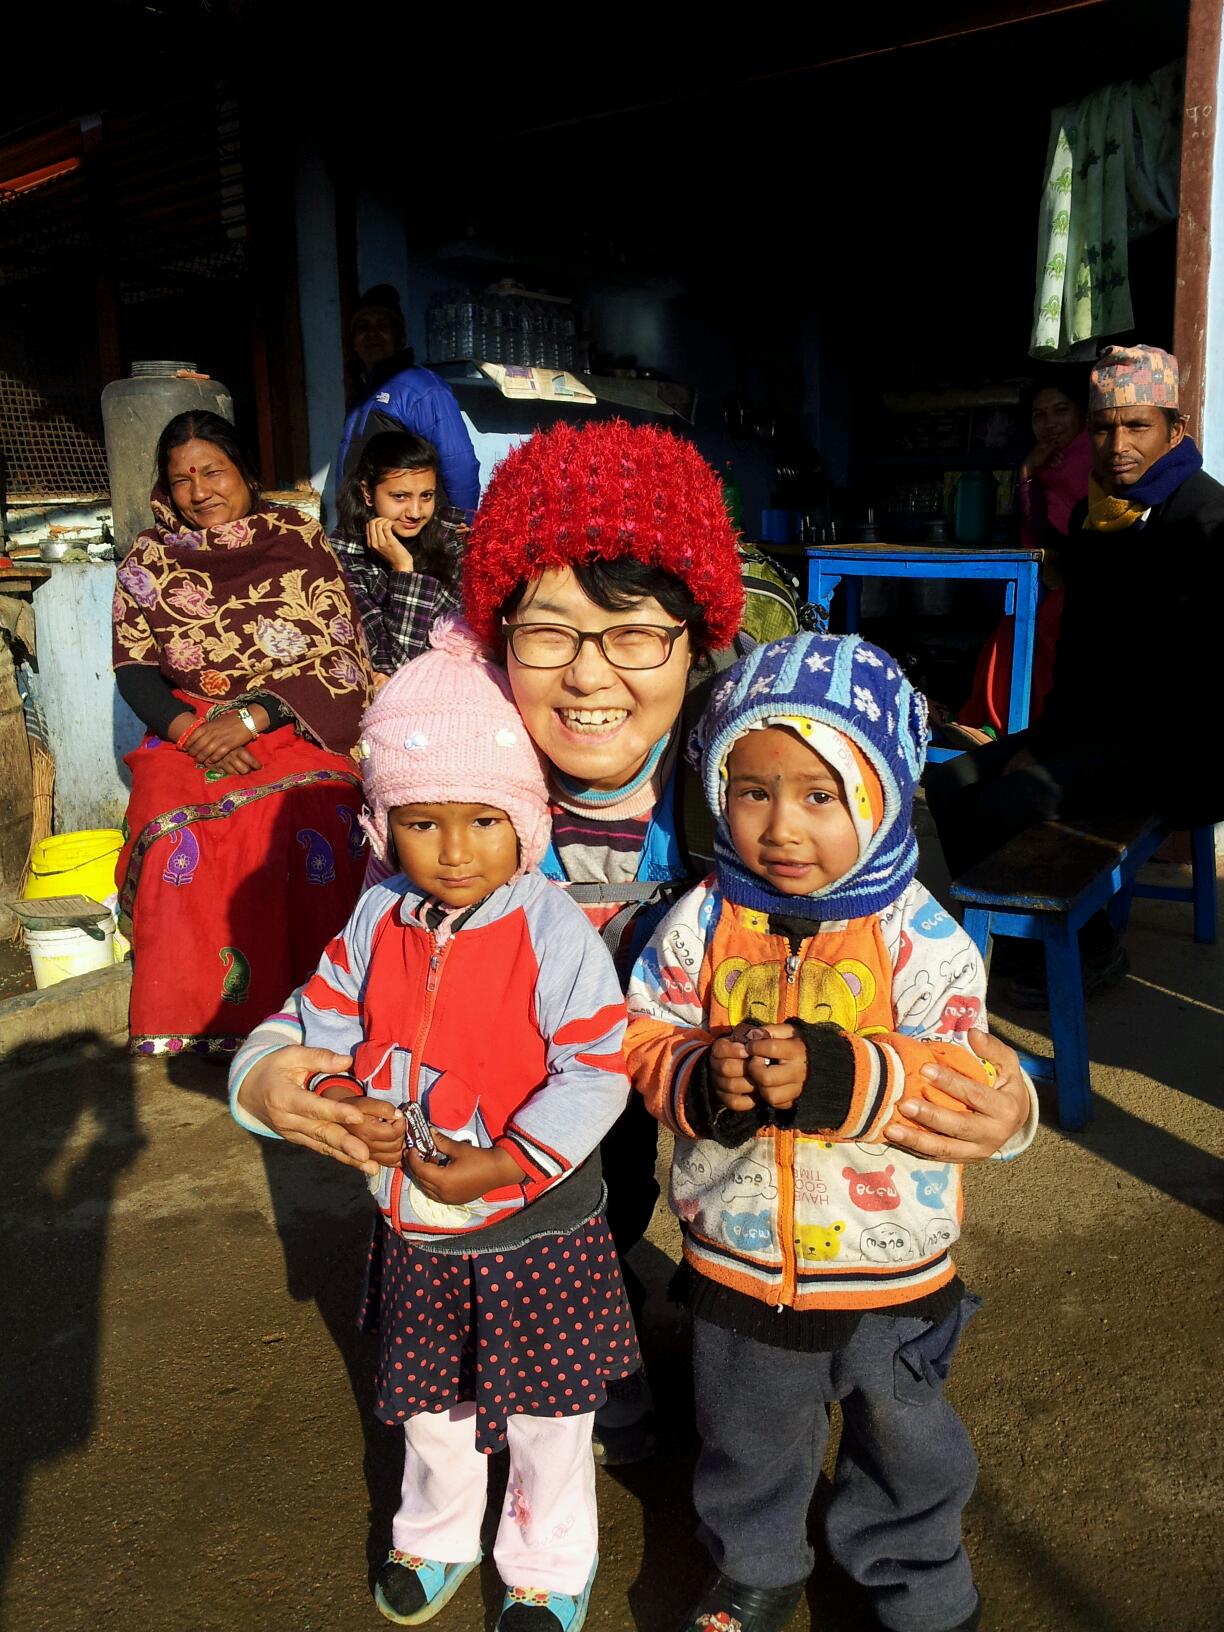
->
xmin=24 ymin=829 xmax=123 ymax=905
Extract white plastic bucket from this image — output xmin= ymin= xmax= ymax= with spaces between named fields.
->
xmin=25 ymin=920 xmax=115 ymax=990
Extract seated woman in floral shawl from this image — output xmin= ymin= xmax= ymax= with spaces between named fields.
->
xmin=112 ymin=410 xmax=375 ymax=1055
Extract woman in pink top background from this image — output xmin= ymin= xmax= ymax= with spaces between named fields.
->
xmin=954 ymin=370 xmax=1091 ymax=744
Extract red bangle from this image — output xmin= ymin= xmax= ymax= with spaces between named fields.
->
xmin=176 ymin=718 xmax=204 ymax=751
xmin=306 ymin=1071 xmax=363 ymax=1098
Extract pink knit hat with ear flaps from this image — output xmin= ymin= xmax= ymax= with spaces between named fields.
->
xmin=357 ymin=618 xmax=551 ymax=879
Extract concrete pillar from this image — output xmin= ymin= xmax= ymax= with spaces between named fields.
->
xmin=293 ymin=143 xmax=346 ymax=514
xmin=1204 ymin=16 xmax=1224 ymax=473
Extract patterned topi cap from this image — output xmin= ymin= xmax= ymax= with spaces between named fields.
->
xmin=1089 ymin=344 xmax=1180 ymax=411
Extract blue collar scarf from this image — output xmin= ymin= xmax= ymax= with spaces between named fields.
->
xmin=1124 ymin=434 xmax=1202 ymax=509
xmin=713 ymin=821 xmax=919 ymax=925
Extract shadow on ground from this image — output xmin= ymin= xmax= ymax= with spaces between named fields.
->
xmin=164 ymin=1056 xmax=405 ymax=1592
xmin=0 ymin=1034 xmax=143 ymax=1592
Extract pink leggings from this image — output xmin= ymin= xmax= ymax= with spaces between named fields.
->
xmin=392 ymin=1404 xmax=598 ymax=1594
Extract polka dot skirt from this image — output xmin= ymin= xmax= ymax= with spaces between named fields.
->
xmin=369 ymin=1215 xmax=641 ymax=1454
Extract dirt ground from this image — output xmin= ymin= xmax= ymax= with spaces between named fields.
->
xmin=0 ymin=937 xmax=36 ymax=1001
xmin=2 ymin=854 xmax=1221 ymax=1632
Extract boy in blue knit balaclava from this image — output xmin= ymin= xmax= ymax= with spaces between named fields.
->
xmin=625 ymin=632 xmax=1036 ymax=1632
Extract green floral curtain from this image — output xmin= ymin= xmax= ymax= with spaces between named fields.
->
xmin=1031 ymin=61 xmax=1183 ymax=359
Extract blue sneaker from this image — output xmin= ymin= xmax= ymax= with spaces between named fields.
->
xmin=497 ymin=1556 xmax=598 ymax=1631
xmin=374 ymin=1548 xmax=481 ymax=1625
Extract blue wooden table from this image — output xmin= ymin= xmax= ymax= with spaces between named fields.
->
xmin=804 ymin=544 xmax=1042 ymax=762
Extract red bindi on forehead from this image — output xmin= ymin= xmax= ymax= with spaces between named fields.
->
xmin=189 ymin=466 xmax=197 ymax=474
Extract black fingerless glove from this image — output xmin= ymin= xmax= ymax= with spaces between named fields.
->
xmin=680 ymin=1023 xmax=857 ymax=1146
xmin=778 ymin=1019 xmax=857 ymax=1133
xmin=684 ymin=1048 xmax=770 ymax=1147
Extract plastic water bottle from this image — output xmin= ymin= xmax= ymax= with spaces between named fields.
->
xmin=515 ymin=299 xmax=532 ymax=367
xmin=560 ymin=307 xmax=577 ymax=371
xmin=456 ymin=290 xmax=475 ymax=360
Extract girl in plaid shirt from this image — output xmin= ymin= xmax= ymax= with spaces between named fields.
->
xmin=331 ymin=430 xmax=462 ymax=674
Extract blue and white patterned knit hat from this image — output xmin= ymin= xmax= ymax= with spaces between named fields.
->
xmin=695 ymin=633 xmax=929 ymax=922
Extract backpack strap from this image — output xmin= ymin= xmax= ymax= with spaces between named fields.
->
xmin=564 ymin=879 xmax=686 ymax=951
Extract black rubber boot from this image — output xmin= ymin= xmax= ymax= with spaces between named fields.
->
xmin=591 ymin=1370 xmax=657 ymax=1467
xmin=674 ymin=1570 xmax=807 ymax=1632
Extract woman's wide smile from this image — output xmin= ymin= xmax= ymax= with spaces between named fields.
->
xmin=555 ymin=706 xmax=631 ymax=737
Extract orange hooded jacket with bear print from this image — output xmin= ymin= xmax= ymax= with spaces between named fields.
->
xmin=626 ymin=875 xmax=1035 ymax=1313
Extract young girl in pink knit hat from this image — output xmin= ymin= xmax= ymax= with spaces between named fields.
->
xmin=298 ymin=618 xmax=636 ymax=1631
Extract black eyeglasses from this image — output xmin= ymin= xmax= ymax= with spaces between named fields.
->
xmin=501 ymin=621 xmax=688 ymax=671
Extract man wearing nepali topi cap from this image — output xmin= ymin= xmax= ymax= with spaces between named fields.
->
xmin=927 ymin=341 xmax=1224 ymax=1008
xmin=1081 ymin=344 xmax=1189 ymax=525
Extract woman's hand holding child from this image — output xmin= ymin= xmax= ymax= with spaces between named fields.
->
xmin=405 ymin=1134 xmax=527 ymax=1205
xmin=237 ymin=1046 xmax=391 ymax=1175
xmin=885 ymin=1029 xmax=1031 ymax=1162
xmin=710 ymin=1022 xmax=807 ymax=1113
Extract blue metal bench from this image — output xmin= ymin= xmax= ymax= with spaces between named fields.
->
xmin=950 ymin=818 xmax=1218 ymax=1130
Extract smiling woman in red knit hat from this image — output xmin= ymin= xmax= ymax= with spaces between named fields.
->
xmin=464 ymin=420 xmax=743 ymax=803
xmin=230 ymin=421 xmax=1034 ymax=1482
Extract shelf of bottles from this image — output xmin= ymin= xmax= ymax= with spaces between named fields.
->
xmin=427 ymin=289 xmax=587 ymax=373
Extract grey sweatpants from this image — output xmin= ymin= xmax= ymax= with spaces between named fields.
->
xmin=692 ymin=1298 xmax=981 ymax=1632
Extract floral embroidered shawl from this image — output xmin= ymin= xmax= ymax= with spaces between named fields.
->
xmin=113 ymin=494 xmax=374 ymax=755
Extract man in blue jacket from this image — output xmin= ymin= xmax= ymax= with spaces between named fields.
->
xmin=336 ymin=285 xmax=481 ymax=514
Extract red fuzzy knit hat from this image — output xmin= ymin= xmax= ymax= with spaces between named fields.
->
xmin=462 ymin=420 xmax=745 ymax=649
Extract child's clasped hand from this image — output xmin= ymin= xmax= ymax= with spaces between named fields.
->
xmin=405 ymin=1133 xmax=527 ymax=1206
xmin=709 ymin=1020 xmax=808 ymax=1113
xmin=316 ymin=1088 xmax=406 ymax=1168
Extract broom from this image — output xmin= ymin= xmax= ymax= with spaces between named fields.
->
xmin=12 ymin=642 xmax=54 ymax=910
xmin=24 ymin=739 xmax=55 ymax=877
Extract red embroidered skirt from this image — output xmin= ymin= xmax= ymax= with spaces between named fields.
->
xmin=118 ymin=713 xmax=367 ymax=1054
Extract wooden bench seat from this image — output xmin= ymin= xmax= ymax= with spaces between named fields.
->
xmin=950 ymin=817 xmax=1217 ymax=1130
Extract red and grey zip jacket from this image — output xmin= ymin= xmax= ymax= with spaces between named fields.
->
xmin=300 ymin=870 xmax=630 ymax=1243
